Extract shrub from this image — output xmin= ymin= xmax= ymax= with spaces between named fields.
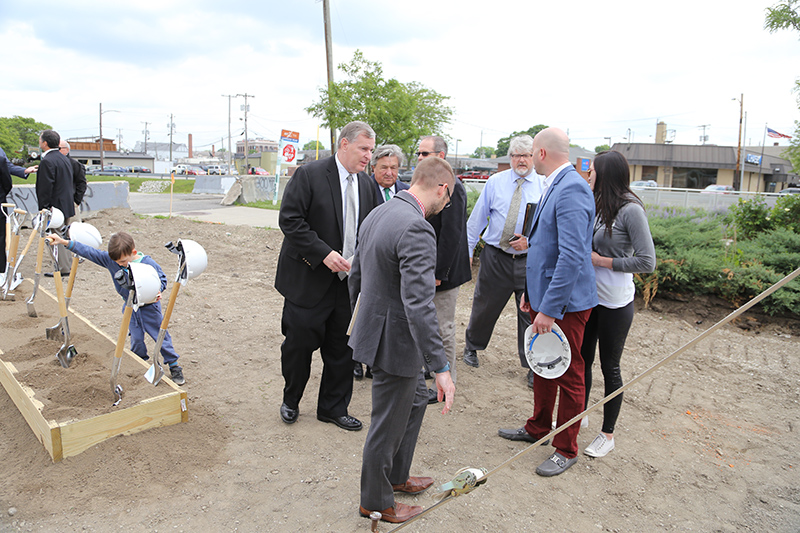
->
xmin=771 ymin=193 xmax=800 ymax=234
xmin=725 ymin=196 xmax=773 ymax=239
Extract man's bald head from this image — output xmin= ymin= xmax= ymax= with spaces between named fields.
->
xmin=58 ymin=139 xmax=71 ymax=155
xmin=532 ymin=127 xmax=571 ymax=176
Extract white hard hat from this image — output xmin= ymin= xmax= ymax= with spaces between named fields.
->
xmin=128 ymin=262 xmax=160 ymax=311
xmin=48 ymin=207 xmax=64 ymax=229
xmin=68 ymin=222 xmax=103 ymax=249
xmin=178 ymin=239 xmax=207 ymax=285
xmin=524 ymin=323 xmax=572 ymax=380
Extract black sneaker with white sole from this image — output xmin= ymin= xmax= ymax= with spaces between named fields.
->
xmin=169 ymin=366 xmax=185 ymax=386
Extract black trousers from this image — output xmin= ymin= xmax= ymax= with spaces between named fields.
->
xmin=280 ymin=278 xmax=354 ymax=418
xmin=0 ymin=212 xmax=6 ymax=272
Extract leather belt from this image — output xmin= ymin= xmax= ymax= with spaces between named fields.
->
xmin=490 ymin=245 xmax=527 ymax=260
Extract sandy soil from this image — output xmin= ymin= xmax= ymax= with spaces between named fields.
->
xmin=1 ymin=207 xmax=798 ymax=532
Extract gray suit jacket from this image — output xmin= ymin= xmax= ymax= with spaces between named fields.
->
xmin=348 ymin=190 xmax=447 ymax=378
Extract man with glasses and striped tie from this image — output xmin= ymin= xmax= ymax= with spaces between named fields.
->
xmin=463 ymin=135 xmax=545 ymax=387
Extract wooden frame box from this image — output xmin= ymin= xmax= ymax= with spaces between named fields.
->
xmin=0 ymin=282 xmax=188 ymax=462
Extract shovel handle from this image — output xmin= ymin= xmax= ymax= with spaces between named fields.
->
xmin=34 ymin=236 xmax=45 ymax=275
xmin=7 ymin=233 xmax=21 ymax=265
xmin=65 ymin=256 xmax=80 ymax=299
xmin=18 ymin=226 xmax=38 ymax=259
xmin=13 ymin=208 xmax=27 ymax=216
xmin=53 ymin=271 xmax=68 ymax=319
xmin=160 ymin=281 xmax=182 ymax=329
xmin=115 ymin=305 xmax=134 ymax=360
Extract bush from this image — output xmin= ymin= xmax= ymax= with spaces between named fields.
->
xmin=771 ymin=193 xmax=800 ymax=234
xmin=726 ymin=196 xmax=772 ymax=239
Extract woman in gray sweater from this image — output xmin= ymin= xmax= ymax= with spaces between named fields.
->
xmin=581 ymin=150 xmax=656 ymax=458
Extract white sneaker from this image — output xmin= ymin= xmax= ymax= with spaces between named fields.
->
xmin=584 ymin=433 xmax=614 ymax=457
xmin=581 ymin=416 xmax=589 ymax=429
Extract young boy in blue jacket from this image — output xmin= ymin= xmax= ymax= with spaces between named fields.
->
xmin=48 ymin=230 xmax=185 ymax=385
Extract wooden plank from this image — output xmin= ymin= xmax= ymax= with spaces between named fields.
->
xmin=0 ymin=358 xmax=61 ymax=461
xmin=59 ymin=393 xmax=184 ymax=459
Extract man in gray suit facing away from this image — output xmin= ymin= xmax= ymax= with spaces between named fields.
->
xmin=349 ymin=156 xmax=456 ymax=524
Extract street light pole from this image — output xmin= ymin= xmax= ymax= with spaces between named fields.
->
xmin=454 ymin=139 xmax=461 ymax=171
xmin=733 ymin=93 xmax=743 ymax=191
xmin=99 ymin=103 xmax=120 ymax=169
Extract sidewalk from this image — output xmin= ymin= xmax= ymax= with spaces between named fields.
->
xmin=128 ymin=193 xmax=280 ymax=229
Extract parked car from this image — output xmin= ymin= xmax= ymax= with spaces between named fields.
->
xmin=126 ymin=166 xmax=152 ymax=173
xmin=249 ymin=167 xmax=269 ymax=175
xmin=186 ymin=166 xmax=207 ymax=175
xmin=206 ymin=165 xmax=224 ymax=175
xmin=457 ymin=170 xmax=491 ymax=180
xmin=398 ymin=170 xmax=414 ymax=183
xmin=93 ymin=165 xmax=128 ymax=176
xmin=172 ymin=164 xmax=190 ymax=175
xmin=778 ymin=187 xmax=800 ymax=195
xmin=631 ymin=180 xmax=658 ymax=188
xmin=702 ymin=184 xmax=735 ymax=194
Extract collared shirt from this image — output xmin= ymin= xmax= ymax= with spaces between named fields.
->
xmin=406 ymin=189 xmax=426 ymax=218
xmin=42 ymin=148 xmax=58 ymax=158
xmin=466 ymin=168 xmax=545 ymax=255
xmin=542 ymin=162 xmax=573 ymax=197
xmin=383 ymin=183 xmax=397 ymax=201
xmin=335 ymin=153 xmax=360 ymax=228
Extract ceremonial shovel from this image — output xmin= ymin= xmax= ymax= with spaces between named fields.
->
xmin=111 ymin=269 xmax=136 ymax=406
xmin=2 ymin=208 xmax=27 ymax=300
xmin=10 ymin=213 xmax=41 ymax=283
xmin=26 ymin=211 xmax=51 ymax=317
xmin=48 ymin=244 xmax=78 ymax=368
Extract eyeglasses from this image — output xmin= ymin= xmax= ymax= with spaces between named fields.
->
xmin=510 ymin=154 xmax=533 ymax=159
xmin=416 ymin=151 xmax=439 ymax=158
xmin=438 ymin=183 xmax=452 ymax=209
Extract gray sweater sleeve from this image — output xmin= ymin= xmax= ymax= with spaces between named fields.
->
xmin=593 ymin=202 xmax=656 ymax=274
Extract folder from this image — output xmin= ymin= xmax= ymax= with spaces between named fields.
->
xmin=521 ymin=202 xmax=537 ymax=237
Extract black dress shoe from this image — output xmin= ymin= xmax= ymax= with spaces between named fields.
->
xmin=427 ymin=388 xmax=439 ymax=405
xmin=497 ymin=427 xmax=549 ymax=445
xmin=365 ymin=366 xmax=372 ymax=379
xmin=354 ymin=362 xmax=364 ymax=379
xmin=463 ymin=349 xmax=479 ymax=368
xmin=280 ymin=403 xmax=298 ymax=424
xmin=527 ymin=369 xmax=534 ymax=389
xmin=317 ymin=413 xmax=362 ymax=431
xmin=423 ymin=370 xmax=432 ymax=380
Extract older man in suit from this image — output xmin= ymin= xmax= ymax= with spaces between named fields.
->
xmin=59 ymin=140 xmax=87 ymax=223
xmin=350 ymin=156 xmax=456 ymax=524
xmin=353 ymin=143 xmax=409 ymax=380
xmin=275 ymin=121 xmax=380 ymax=431
xmin=498 ymin=127 xmax=597 ymax=477
xmin=37 ymin=130 xmax=75 ymax=275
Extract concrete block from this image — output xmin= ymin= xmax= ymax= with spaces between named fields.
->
xmin=8 ymin=182 xmax=130 ymax=215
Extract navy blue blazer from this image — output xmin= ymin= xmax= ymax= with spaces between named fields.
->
xmin=372 ymin=177 xmax=409 ymax=204
xmin=526 ymin=165 xmax=598 ymax=319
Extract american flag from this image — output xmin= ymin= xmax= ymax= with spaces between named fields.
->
xmin=767 ymin=128 xmax=791 ymax=139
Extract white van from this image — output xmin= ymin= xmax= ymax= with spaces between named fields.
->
xmin=206 ymin=165 xmax=224 ymax=175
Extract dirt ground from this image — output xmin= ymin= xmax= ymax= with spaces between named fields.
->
xmin=1 ymin=207 xmax=798 ymax=532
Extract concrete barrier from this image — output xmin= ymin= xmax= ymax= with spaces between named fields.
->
xmin=8 ymin=182 xmax=130 ymax=215
xmin=198 ymin=175 xmax=292 ymax=203
xmin=193 ymin=175 xmax=237 ymax=194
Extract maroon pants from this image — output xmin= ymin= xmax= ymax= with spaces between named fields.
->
xmin=524 ymin=308 xmax=592 ymax=459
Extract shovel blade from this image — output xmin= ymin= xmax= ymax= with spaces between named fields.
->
xmin=26 ymin=301 xmax=37 ymax=317
xmin=56 ymin=344 xmax=77 ymax=368
xmin=45 ymin=322 xmax=63 ymax=341
xmin=144 ymin=361 xmax=164 ymax=385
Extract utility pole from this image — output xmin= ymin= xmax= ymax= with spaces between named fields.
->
xmin=236 ymin=94 xmax=254 ymax=172
xmin=141 ymin=121 xmax=150 ymax=154
xmin=323 ymin=0 xmax=336 ymax=154
xmin=699 ymin=124 xmax=710 ymax=145
xmin=480 ymin=130 xmax=484 ymax=158
xmin=117 ymin=128 xmax=123 ymax=151
xmin=222 ymin=94 xmax=234 ymax=172
xmin=734 ymin=93 xmax=743 ymax=191
xmin=167 ymin=114 xmax=176 ymax=169
xmin=99 ymin=103 xmax=105 ymax=169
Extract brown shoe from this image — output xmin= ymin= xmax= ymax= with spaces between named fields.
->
xmin=359 ymin=502 xmax=423 ymax=523
xmin=391 ymin=476 xmax=434 ymax=495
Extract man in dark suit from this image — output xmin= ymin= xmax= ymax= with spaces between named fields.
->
xmin=417 ymin=136 xmax=471 ymax=401
xmin=353 ymin=143 xmax=409 ymax=380
xmin=274 ymin=121 xmax=380 ymax=431
xmin=349 ymin=156 xmax=456 ymax=524
xmin=0 ymin=151 xmax=12 ymax=280
xmin=498 ymin=127 xmax=598 ymax=477
xmin=37 ymin=130 xmax=75 ymax=275
xmin=59 ymin=140 xmax=87 ymax=223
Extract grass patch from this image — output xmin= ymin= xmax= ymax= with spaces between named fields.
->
xmin=12 ymin=174 xmax=195 ymax=193
xmin=242 ymin=200 xmax=281 ymax=210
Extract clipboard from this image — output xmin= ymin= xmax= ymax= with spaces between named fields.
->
xmin=521 ymin=202 xmax=537 ymax=237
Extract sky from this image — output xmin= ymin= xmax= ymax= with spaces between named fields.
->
xmin=1 ymin=0 xmax=798 ymax=160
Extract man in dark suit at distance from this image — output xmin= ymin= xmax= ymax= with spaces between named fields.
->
xmin=37 ymin=130 xmax=75 ymax=275
xmin=353 ymin=143 xmax=409 ymax=380
xmin=274 ymin=121 xmax=380 ymax=431
xmin=59 ymin=139 xmax=87 ymax=223
xmin=417 ymin=135 xmax=471 ymax=402
xmin=349 ymin=156 xmax=456 ymax=524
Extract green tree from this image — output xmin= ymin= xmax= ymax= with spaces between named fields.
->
xmin=0 ymin=116 xmax=51 ymax=158
xmin=471 ymin=146 xmax=495 ymax=158
xmin=595 ymin=144 xmax=611 ymax=153
xmin=303 ymin=140 xmax=325 ymax=151
xmin=306 ymin=50 xmax=453 ymax=159
xmin=764 ymin=0 xmax=800 ymax=33
xmin=495 ymin=125 xmax=548 ymax=156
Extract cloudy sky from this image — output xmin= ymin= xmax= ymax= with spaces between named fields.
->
xmin=1 ymin=0 xmax=798 ymax=158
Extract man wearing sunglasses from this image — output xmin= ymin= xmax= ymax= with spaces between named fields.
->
xmin=416 ymin=136 xmax=471 ymax=403
xmin=463 ymin=135 xmax=545 ymax=387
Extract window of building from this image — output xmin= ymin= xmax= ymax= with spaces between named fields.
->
xmin=672 ymin=167 xmax=718 ymax=189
